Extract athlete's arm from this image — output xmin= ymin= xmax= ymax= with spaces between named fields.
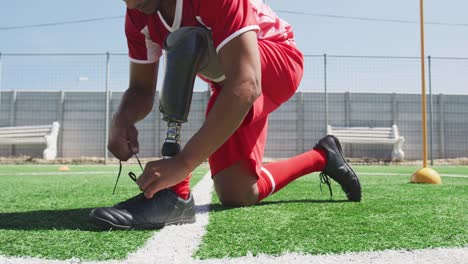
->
xmin=178 ymin=30 xmax=261 ymax=169
xmin=108 ymin=61 xmax=159 ymax=161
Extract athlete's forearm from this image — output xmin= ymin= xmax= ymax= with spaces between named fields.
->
xmin=179 ymin=80 xmax=260 ymax=169
xmin=114 ymin=87 xmax=155 ymax=125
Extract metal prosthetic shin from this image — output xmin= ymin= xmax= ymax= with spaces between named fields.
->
xmin=159 ymin=27 xmax=224 ymax=158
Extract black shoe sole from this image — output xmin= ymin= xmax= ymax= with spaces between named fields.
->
xmin=324 ymin=135 xmax=362 ymax=202
xmin=90 ymin=215 xmax=196 ymax=230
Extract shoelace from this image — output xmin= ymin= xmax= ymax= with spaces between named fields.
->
xmin=319 ymin=172 xmax=333 ymax=199
xmin=112 ymin=154 xmax=144 ymax=195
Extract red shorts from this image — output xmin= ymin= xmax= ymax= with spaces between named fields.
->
xmin=207 ymin=40 xmax=304 ymax=177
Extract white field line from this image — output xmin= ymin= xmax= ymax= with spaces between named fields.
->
xmin=357 ymin=172 xmax=468 ymax=178
xmin=0 ymin=171 xmax=115 ymax=176
xmin=1 ymin=171 xmax=467 ymax=178
xmin=0 ymin=171 xmax=467 ymax=264
xmin=118 ymin=171 xmax=214 ymax=264
xmin=196 ymin=247 xmax=468 ymax=264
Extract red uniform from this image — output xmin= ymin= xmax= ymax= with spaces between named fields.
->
xmin=125 ymin=0 xmax=304 ymax=179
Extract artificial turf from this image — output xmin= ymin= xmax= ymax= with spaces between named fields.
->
xmin=0 ymin=164 xmax=208 ymax=261
xmin=195 ymin=166 xmax=468 ymax=259
xmin=1 ymin=165 xmax=466 ymax=261
xmin=354 ymin=165 xmax=468 ymax=175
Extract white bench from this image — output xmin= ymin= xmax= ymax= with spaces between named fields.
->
xmin=327 ymin=124 xmax=405 ymax=161
xmin=0 ymin=122 xmax=60 ymax=160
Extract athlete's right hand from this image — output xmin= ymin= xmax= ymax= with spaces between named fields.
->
xmin=107 ymin=116 xmax=139 ymax=161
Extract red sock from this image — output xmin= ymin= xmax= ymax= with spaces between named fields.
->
xmin=256 ymin=149 xmax=327 ymax=201
xmin=170 ymin=173 xmax=192 ymax=200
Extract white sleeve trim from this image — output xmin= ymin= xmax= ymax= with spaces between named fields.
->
xmin=129 ymin=57 xmax=158 ymax=64
xmin=216 ymin=25 xmax=260 ymax=53
xmin=157 ymin=0 xmax=183 ymax=32
xmin=195 ymin=16 xmax=212 ymax=30
xmin=212 ymin=75 xmax=226 ymax=82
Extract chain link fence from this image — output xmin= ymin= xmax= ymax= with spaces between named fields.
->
xmin=0 ymin=53 xmax=467 ymax=163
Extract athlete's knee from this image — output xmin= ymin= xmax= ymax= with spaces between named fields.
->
xmin=213 ymin=176 xmax=259 ymax=207
xmin=212 ymin=161 xmax=260 ymax=207
xmin=216 ymin=188 xmax=258 ymax=207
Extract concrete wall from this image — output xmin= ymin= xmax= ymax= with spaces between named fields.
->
xmin=1 ymin=91 xmax=467 ymax=160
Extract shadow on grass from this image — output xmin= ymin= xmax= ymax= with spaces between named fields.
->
xmin=258 ymin=199 xmax=349 ymax=206
xmin=0 ymin=208 xmax=104 ymax=231
xmin=3 ymin=199 xmax=351 ymax=231
xmin=204 ymin=198 xmax=349 ymax=213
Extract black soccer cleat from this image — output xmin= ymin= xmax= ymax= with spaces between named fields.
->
xmin=89 ymin=189 xmax=196 ymax=230
xmin=314 ymin=135 xmax=362 ymax=202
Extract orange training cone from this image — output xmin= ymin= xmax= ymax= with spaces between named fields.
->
xmin=58 ymin=165 xmax=70 ymax=171
xmin=411 ymin=167 xmax=442 ymax=184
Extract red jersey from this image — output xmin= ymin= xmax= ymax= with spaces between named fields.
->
xmin=125 ymin=0 xmax=296 ymax=66
xmin=125 ymin=0 xmax=304 ymax=179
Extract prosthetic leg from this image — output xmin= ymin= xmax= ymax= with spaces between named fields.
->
xmin=159 ymin=27 xmax=224 ymax=158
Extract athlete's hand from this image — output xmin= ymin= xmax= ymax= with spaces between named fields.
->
xmin=137 ymin=155 xmax=193 ymax=199
xmin=107 ymin=116 xmax=139 ymax=161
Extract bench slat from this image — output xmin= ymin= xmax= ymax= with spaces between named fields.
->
xmin=0 ymin=128 xmax=52 ymax=134
xmin=333 ymin=135 xmax=393 ymax=138
xmin=332 ymin=131 xmax=393 ymax=135
xmin=0 ymin=126 xmax=52 ymax=130
xmin=333 ymin=132 xmax=393 ymax=136
xmin=333 ymin=134 xmax=395 ymax=140
xmin=336 ymin=137 xmax=397 ymax=144
xmin=0 ymin=138 xmax=46 ymax=144
xmin=332 ymin=127 xmax=392 ymax=131
xmin=0 ymin=132 xmax=49 ymax=138
xmin=331 ymin=131 xmax=393 ymax=137
xmin=331 ymin=131 xmax=393 ymax=134
xmin=0 ymin=125 xmax=53 ymax=131
xmin=332 ymin=130 xmax=392 ymax=133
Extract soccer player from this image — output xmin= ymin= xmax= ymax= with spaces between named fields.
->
xmin=89 ymin=0 xmax=361 ymax=230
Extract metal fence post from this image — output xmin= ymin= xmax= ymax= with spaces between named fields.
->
xmin=104 ymin=52 xmax=111 ymax=164
xmin=157 ymin=95 xmax=162 ymax=157
xmin=324 ymin=53 xmax=328 ymax=134
xmin=297 ymin=92 xmax=304 ymax=154
xmin=438 ymin=93 xmax=445 ymax=159
xmin=428 ymin=56 xmax=434 ymax=165
xmin=57 ymin=90 xmax=65 ymax=158
xmin=154 ymin=94 xmax=160 ymax=157
xmin=391 ymin=93 xmax=398 ymax=125
xmin=9 ymin=90 xmax=17 ymax=155
xmin=0 ymin=52 xmax=3 ymax=111
xmin=9 ymin=91 xmax=16 ymax=125
xmin=344 ymin=92 xmax=351 ymax=127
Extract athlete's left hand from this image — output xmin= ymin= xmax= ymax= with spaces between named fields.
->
xmin=136 ymin=155 xmax=194 ymax=199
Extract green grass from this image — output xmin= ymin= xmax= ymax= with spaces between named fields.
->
xmin=0 ymin=164 xmax=209 ymax=261
xmin=354 ymin=165 xmax=468 ymax=175
xmin=195 ymin=167 xmax=468 ymax=259
xmin=1 ymin=165 xmax=466 ymax=261
xmin=0 ymin=164 xmax=120 ymax=174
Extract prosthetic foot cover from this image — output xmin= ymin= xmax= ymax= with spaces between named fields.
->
xmin=159 ymin=26 xmax=224 ymax=123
